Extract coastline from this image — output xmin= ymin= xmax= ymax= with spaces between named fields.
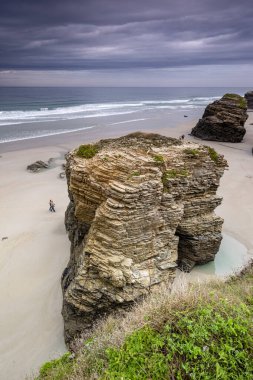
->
xmin=0 ymin=111 xmax=253 ymax=379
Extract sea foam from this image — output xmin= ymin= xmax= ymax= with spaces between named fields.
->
xmin=0 ymin=97 xmax=219 ymax=127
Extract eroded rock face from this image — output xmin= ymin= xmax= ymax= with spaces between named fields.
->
xmin=191 ymin=94 xmax=248 ymax=142
xmin=62 ymin=132 xmax=227 ymax=344
xmin=245 ymin=91 xmax=253 ymax=109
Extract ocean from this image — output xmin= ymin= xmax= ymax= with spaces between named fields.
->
xmin=0 ymin=87 xmax=250 ymax=144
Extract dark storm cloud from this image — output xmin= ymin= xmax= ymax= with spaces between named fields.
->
xmin=0 ymin=0 xmax=253 ymax=70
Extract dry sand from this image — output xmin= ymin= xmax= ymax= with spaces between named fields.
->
xmin=0 ymin=147 xmax=70 ymax=380
xmin=0 ymin=112 xmax=253 ymax=379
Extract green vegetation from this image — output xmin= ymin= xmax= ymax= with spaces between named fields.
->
xmin=208 ymin=147 xmax=219 ymax=163
xmin=153 ymin=154 xmax=164 ymax=164
xmin=36 ymin=265 xmax=253 ymax=380
xmin=183 ymin=148 xmax=199 ymax=157
xmin=223 ymin=93 xmax=247 ymax=108
xmin=76 ymin=144 xmax=99 ymax=159
xmin=131 ymin=171 xmax=141 ymax=177
xmin=36 ymin=353 xmax=73 ymax=379
xmin=162 ymin=168 xmax=189 ymax=183
xmin=104 ymin=303 xmax=253 ymax=379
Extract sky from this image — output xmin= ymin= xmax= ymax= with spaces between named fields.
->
xmin=0 ymin=0 xmax=253 ymax=86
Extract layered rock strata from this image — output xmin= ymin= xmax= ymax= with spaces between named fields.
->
xmin=62 ymin=132 xmax=227 ymax=344
xmin=245 ymin=91 xmax=253 ymax=109
xmin=191 ymin=94 xmax=248 ymax=142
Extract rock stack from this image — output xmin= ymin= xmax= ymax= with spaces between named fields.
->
xmin=245 ymin=91 xmax=253 ymax=109
xmin=191 ymin=94 xmax=248 ymax=142
xmin=62 ymin=132 xmax=227 ymax=344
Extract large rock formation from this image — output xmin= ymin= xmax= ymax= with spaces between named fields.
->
xmin=245 ymin=91 xmax=253 ymax=109
xmin=191 ymin=94 xmax=248 ymax=142
xmin=62 ymin=132 xmax=227 ymax=344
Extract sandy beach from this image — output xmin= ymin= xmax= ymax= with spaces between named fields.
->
xmin=0 ymin=111 xmax=253 ymax=379
xmin=0 ymin=147 xmax=70 ymax=380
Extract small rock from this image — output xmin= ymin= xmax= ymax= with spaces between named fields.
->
xmin=59 ymin=172 xmax=66 ymax=179
xmin=2 ymin=237 xmax=8 ymax=241
xmin=48 ymin=158 xmax=54 ymax=164
xmin=178 ymin=258 xmax=195 ymax=272
xmin=27 ymin=160 xmax=49 ymax=172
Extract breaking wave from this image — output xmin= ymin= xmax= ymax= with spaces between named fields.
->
xmin=0 ymin=96 xmax=219 ymax=127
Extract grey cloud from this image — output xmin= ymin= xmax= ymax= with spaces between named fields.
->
xmin=0 ymin=0 xmax=253 ymax=71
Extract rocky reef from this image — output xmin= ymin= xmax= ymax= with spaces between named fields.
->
xmin=245 ymin=91 xmax=253 ymax=109
xmin=62 ymin=132 xmax=227 ymax=344
xmin=191 ymin=94 xmax=248 ymax=142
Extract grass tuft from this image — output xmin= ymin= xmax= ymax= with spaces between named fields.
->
xmin=162 ymin=168 xmax=189 ymax=184
xmin=183 ymin=148 xmax=199 ymax=157
xmin=208 ymin=147 xmax=219 ymax=163
xmin=36 ymin=353 xmax=73 ymax=380
xmin=153 ymin=154 xmax=164 ymax=164
xmin=76 ymin=144 xmax=99 ymax=159
xmin=223 ymin=93 xmax=247 ymax=108
xmin=131 ymin=171 xmax=140 ymax=177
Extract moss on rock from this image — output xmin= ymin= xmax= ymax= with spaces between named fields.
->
xmin=76 ymin=144 xmax=99 ymax=159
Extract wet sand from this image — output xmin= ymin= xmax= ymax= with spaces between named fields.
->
xmin=0 ymin=111 xmax=253 ymax=379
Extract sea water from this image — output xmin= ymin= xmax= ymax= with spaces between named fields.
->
xmin=0 ymin=86 xmax=251 ymax=143
xmin=192 ymin=234 xmax=249 ymax=278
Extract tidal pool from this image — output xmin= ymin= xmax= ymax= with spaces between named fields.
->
xmin=191 ymin=233 xmax=249 ymax=278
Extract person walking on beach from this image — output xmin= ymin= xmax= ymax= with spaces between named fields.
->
xmin=49 ymin=199 xmax=56 ymax=212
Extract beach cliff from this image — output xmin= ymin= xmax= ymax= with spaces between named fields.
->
xmin=61 ymin=132 xmax=227 ymax=344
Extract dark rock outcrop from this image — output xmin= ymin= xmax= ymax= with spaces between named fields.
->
xmin=245 ymin=91 xmax=253 ymax=109
xmin=27 ymin=160 xmax=49 ymax=172
xmin=191 ymin=94 xmax=248 ymax=142
xmin=62 ymin=132 xmax=227 ymax=344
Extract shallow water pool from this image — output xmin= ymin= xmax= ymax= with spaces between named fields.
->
xmin=191 ymin=233 xmax=249 ymax=277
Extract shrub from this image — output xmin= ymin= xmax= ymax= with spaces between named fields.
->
xmin=35 ymin=264 xmax=253 ymax=380
xmin=76 ymin=144 xmax=99 ymax=159
xmin=104 ymin=301 xmax=253 ymax=380
xmin=104 ymin=327 xmax=168 ymax=379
